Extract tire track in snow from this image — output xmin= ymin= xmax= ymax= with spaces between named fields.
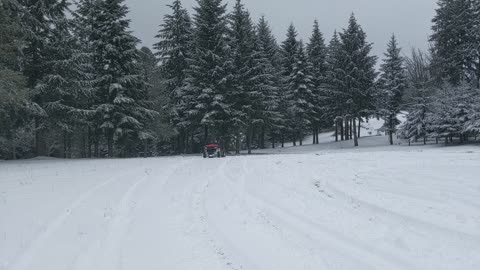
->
xmin=240 ymin=160 xmax=420 ymax=270
xmin=246 ymin=190 xmax=420 ymax=270
xmin=6 ymin=167 xmax=138 ymax=270
xmin=95 ymin=169 xmax=150 ymax=270
xmin=194 ymin=157 xmax=259 ymax=270
xmin=324 ymin=180 xmax=480 ymax=242
xmin=72 ymin=158 xmax=192 ymax=270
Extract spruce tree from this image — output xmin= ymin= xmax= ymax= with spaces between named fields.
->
xmin=378 ymin=34 xmax=406 ymax=145
xmin=306 ymin=20 xmax=327 ymax=144
xmin=228 ymin=0 xmax=255 ymax=153
xmin=36 ymin=13 xmax=94 ymax=157
xmin=257 ymin=16 xmax=281 ymax=69
xmin=427 ymin=85 xmax=475 ymax=142
xmin=401 ymin=49 xmax=435 ymax=145
xmin=186 ymin=0 xmax=231 ymax=147
xmin=280 ymin=24 xmax=299 ymax=145
xmin=14 ymin=0 xmax=70 ymax=156
xmin=154 ymin=0 xmax=193 ymax=153
xmin=430 ymin=0 xmax=475 ymax=86
xmin=91 ymin=0 xmax=156 ymax=157
xmin=0 ymin=1 xmax=34 ymax=159
xmin=338 ymin=14 xmax=377 ymax=146
xmin=325 ymin=31 xmax=347 ymax=141
xmin=287 ymin=41 xmax=315 ymax=146
xmin=256 ymin=16 xmax=283 ymax=147
xmin=468 ymin=0 xmax=480 ymax=88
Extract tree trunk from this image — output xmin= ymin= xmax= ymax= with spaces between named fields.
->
xmin=353 ymin=118 xmax=359 ymax=147
xmin=12 ymin=140 xmax=16 ymax=160
xmin=335 ymin=120 xmax=339 ymax=142
xmin=106 ymin=129 xmax=114 ymax=158
xmin=344 ymin=118 xmax=349 ymax=140
xmin=144 ymin=140 xmax=148 ymax=158
xmin=340 ymin=119 xmax=344 ymax=141
xmin=281 ymin=133 xmax=285 ymax=148
xmin=389 ymin=117 xmax=394 ymax=145
xmin=191 ymin=132 xmax=195 ymax=154
xmin=271 ymin=133 xmax=276 ymax=149
xmin=260 ymin=126 xmax=265 ymax=149
xmin=350 ymin=119 xmax=353 ymax=140
xmin=247 ymin=126 xmax=252 ymax=154
xmin=204 ymin=126 xmax=209 ymax=145
xmin=358 ymin=117 xmax=362 ymax=138
xmin=35 ymin=118 xmax=46 ymax=157
xmin=236 ymin=132 xmax=240 ymax=154
xmin=87 ymin=127 xmax=92 ymax=158
xmin=63 ymin=132 xmax=67 ymax=158
xmin=316 ymin=127 xmax=319 ymax=144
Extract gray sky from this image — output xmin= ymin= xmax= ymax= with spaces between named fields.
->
xmin=125 ymin=0 xmax=438 ymax=61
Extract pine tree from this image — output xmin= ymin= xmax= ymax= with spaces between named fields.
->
xmin=186 ymin=0 xmax=231 ymax=147
xmin=378 ymin=34 xmax=406 ymax=145
xmin=306 ymin=20 xmax=327 ymax=144
xmin=325 ymin=31 xmax=346 ymax=141
xmin=401 ymin=48 xmax=435 ymax=145
xmin=287 ymin=41 xmax=315 ymax=146
xmin=430 ymin=0 xmax=475 ymax=86
xmin=36 ymin=13 xmax=94 ymax=158
xmin=154 ymin=0 xmax=193 ymax=153
xmin=468 ymin=0 xmax=480 ymax=88
xmin=0 ymin=1 xmax=34 ymax=159
xmin=401 ymin=91 xmax=430 ymax=145
xmin=91 ymin=0 xmax=156 ymax=157
xmin=257 ymin=16 xmax=280 ymax=69
xmin=338 ymin=14 xmax=377 ymax=146
xmin=228 ymin=0 xmax=255 ymax=153
xmin=14 ymin=0 xmax=70 ymax=156
xmin=279 ymin=24 xmax=299 ymax=145
xmin=256 ymin=16 xmax=283 ymax=148
xmin=427 ymin=85 xmax=476 ymax=143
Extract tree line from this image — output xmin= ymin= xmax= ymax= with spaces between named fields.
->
xmin=0 ymin=0 xmax=479 ymax=160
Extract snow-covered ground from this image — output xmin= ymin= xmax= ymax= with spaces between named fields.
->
xmin=1 ymin=136 xmax=480 ymax=270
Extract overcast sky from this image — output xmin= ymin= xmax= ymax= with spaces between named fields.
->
xmin=125 ymin=0 xmax=438 ymax=61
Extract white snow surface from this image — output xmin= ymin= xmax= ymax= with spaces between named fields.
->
xmin=1 ymin=137 xmax=480 ymax=270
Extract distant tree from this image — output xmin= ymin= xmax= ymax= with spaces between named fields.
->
xmin=325 ymin=31 xmax=346 ymax=141
xmin=337 ymin=14 xmax=377 ymax=146
xmin=468 ymin=0 xmax=480 ymax=88
xmin=427 ymin=85 xmax=476 ymax=143
xmin=256 ymin=16 xmax=283 ymax=148
xmin=306 ymin=20 xmax=327 ymax=144
xmin=287 ymin=41 xmax=315 ymax=146
xmin=401 ymin=48 xmax=435 ymax=145
xmin=430 ymin=0 xmax=475 ymax=86
xmin=279 ymin=24 xmax=299 ymax=145
xmin=378 ymin=34 xmax=406 ymax=145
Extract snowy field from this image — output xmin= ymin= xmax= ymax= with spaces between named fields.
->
xmin=1 ymin=136 xmax=480 ymax=270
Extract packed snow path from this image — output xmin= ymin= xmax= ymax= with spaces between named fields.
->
xmin=1 ymin=145 xmax=480 ymax=270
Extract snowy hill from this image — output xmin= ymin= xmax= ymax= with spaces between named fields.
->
xmin=1 ymin=137 xmax=479 ymax=270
